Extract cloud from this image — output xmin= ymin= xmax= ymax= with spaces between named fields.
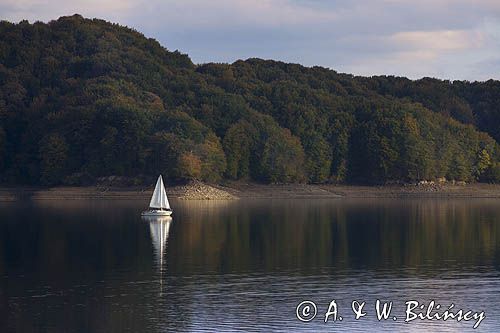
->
xmin=391 ymin=30 xmax=483 ymax=51
xmin=0 ymin=0 xmax=135 ymax=22
xmin=127 ymin=0 xmax=338 ymax=31
xmin=1 ymin=0 xmax=500 ymax=80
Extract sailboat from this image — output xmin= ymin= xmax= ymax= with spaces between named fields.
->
xmin=142 ymin=175 xmax=173 ymax=216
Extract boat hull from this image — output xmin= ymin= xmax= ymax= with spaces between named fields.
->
xmin=141 ymin=209 xmax=173 ymax=217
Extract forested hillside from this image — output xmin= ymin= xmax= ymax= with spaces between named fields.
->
xmin=0 ymin=15 xmax=499 ymax=185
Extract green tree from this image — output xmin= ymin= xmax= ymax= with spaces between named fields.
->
xmin=223 ymin=120 xmax=256 ymax=179
xmin=39 ymin=133 xmax=68 ymax=185
xmin=147 ymin=132 xmax=185 ymax=180
xmin=98 ymin=126 xmax=120 ymax=174
xmin=447 ymin=153 xmax=470 ymax=181
xmin=401 ymin=114 xmax=433 ymax=181
xmin=328 ymin=113 xmax=353 ymax=182
xmin=0 ymin=16 xmax=499 ymax=186
xmin=303 ymin=133 xmax=332 ymax=183
xmin=0 ymin=126 xmax=5 ymax=172
xmin=261 ymin=129 xmax=305 ymax=183
xmin=197 ymin=132 xmax=226 ymax=182
xmin=483 ymin=162 xmax=500 ymax=183
xmin=475 ymin=149 xmax=492 ymax=179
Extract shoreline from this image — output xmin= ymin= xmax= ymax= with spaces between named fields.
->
xmin=1 ymin=182 xmax=500 ymax=201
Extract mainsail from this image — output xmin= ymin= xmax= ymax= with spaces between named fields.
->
xmin=149 ymin=175 xmax=171 ymax=209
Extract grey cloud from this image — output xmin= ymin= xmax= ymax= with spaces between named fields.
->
xmin=1 ymin=0 xmax=500 ymax=80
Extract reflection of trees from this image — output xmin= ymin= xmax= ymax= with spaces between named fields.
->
xmin=0 ymin=201 xmax=187 ymax=333
xmin=168 ymin=199 xmax=500 ymax=275
xmin=1 ymin=199 xmax=499 ymax=332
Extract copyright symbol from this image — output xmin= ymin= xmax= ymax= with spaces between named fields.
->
xmin=296 ymin=300 xmax=317 ymax=322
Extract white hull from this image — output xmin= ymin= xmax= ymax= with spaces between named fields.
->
xmin=141 ymin=209 xmax=173 ymax=216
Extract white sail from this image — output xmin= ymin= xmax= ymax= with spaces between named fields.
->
xmin=149 ymin=175 xmax=171 ymax=209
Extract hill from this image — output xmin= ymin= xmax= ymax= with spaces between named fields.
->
xmin=0 ymin=14 xmax=499 ymax=185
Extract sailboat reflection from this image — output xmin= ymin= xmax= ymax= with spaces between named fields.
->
xmin=143 ymin=215 xmax=172 ymax=275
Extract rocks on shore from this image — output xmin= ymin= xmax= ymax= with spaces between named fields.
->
xmin=174 ymin=180 xmax=237 ymax=200
xmin=403 ymin=179 xmax=468 ymax=192
xmin=408 ymin=181 xmax=443 ymax=192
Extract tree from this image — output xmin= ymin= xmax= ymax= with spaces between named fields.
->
xmin=39 ymin=133 xmax=68 ymax=185
xmin=447 ymin=153 xmax=470 ymax=181
xmin=328 ymin=113 xmax=353 ymax=182
xmin=197 ymin=133 xmax=226 ymax=182
xmin=147 ymin=132 xmax=184 ymax=179
xmin=0 ymin=16 xmax=499 ymax=187
xmin=98 ymin=126 xmax=120 ymax=174
xmin=261 ymin=129 xmax=305 ymax=183
xmin=0 ymin=126 xmax=5 ymax=172
xmin=475 ymin=149 xmax=492 ymax=179
xmin=176 ymin=152 xmax=202 ymax=180
xmin=401 ymin=114 xmax=433 ymax=181
xmin=303 ymin=133 xmax=332 ymax=183
xmin=223 ymin=120 xmax=256 ymax=180
xmin=483 ymin=162 xmax=500 ymax=183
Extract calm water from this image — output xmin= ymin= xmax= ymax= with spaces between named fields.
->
xmin=1 ymin=198 xmax=500 ymax=332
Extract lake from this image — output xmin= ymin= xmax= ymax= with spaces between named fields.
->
xmin=1 ymin=198 xmax=499 ymax=332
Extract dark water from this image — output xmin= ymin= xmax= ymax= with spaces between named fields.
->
xmin=1 ymin=198 xmax=500 ymax=332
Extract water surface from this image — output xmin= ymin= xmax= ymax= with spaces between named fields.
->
xmin=1 ymin=198 xmax=499 ymax=332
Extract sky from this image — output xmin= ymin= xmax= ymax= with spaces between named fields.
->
xmin=1 ymin=0 xmax=500 ymax=81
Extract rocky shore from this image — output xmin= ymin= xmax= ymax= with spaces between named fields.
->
xmin=0 ymin=180 xmax=238 ymax=202
xmin=1 ymin=181 xmax=500 ymax=202
xmin=222 ymin=181 xmax=500 ymax=199
xmin=172 ymin=181 xmax=237 ymax=200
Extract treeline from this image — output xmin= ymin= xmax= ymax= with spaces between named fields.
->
xmin=0 ymin=15 xmax=499 ymax=185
